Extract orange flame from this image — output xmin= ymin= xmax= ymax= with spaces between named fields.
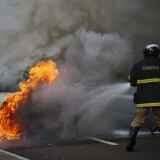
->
xmin=0 ymin=60 xmax=59 ymax=140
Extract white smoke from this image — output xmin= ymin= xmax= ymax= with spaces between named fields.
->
xmin=2 ymin=0 xmax=159 ymax=141
xmin=0 ymin=0 xmax=159 ymax=90
xmin=26 ymin=30 xmax=133 ymax=140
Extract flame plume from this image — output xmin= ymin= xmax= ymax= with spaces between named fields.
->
xmin=0 ymin=60 xmax=59 ymax=141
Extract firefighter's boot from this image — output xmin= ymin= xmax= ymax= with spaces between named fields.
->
xmin=126 ymin=127 xmax=140 ymax=152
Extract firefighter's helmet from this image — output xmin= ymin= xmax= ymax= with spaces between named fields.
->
xmin=143 ymin=44 xmax=160 ymax=57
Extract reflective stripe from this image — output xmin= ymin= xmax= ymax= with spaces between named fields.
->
xmin=137 ymin=78 xmax=160 ymax=84
xmin=136 ymin=102 xmax=160 ymax=108
xmin=128 ymin=75 xmax=130 ymax=81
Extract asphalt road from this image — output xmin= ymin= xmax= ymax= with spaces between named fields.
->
xmin=6 ymin=135 xmax=160 ymax=160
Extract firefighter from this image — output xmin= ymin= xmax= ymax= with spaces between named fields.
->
xmin=126 ymin=44 xmax=160 ymax=152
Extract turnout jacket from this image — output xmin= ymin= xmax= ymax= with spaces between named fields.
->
xmin=130 ymin=57 xmax=160 ymax=108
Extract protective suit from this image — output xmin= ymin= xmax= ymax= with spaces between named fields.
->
xmin=126 ymin=44 xmax=160 ymax=151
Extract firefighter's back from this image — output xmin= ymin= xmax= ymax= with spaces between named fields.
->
xmin=134 ymin=57 xmax=160 ymax=107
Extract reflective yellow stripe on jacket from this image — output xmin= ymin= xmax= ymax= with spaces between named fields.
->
xmin=136 ymin=102 xmax=160 ymax=108
xmin=137 ymin=78 xmax=160 ymax=84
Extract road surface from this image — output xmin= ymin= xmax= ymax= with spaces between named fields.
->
xmin=4 ymin=135 xmax=160 ymax=160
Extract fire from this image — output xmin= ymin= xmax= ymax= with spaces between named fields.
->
xmin=0 ymin=60 xmax=59 ymax=140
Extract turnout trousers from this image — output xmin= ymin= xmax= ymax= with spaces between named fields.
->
xmin=131 ymin=108 xmax=160 ymax=128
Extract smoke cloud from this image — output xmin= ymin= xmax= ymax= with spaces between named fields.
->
xmin=0 ymin=0 xmax=160 ymax=89
xmin=0 ymin=0 xmax=159 ymax=141
xmin=20 ymin=30 xmax=133 ymax=141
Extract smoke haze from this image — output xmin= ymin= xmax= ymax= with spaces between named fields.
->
xmin=0 ymin=0 xmax=160 ymax=89
xmin=0 ymin=0 xmax=159 ymax=140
